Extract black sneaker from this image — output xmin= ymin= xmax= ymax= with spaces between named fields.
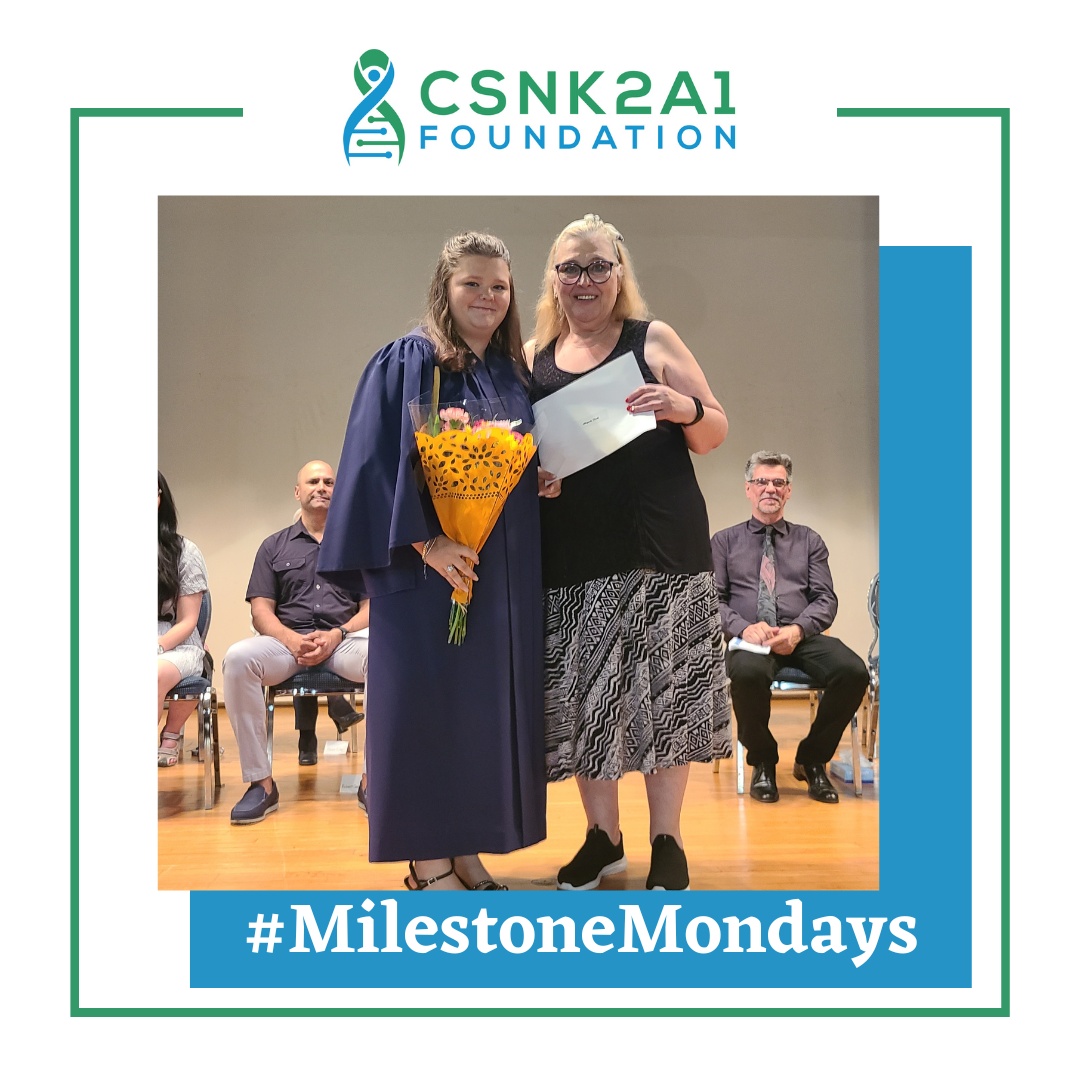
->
xmin=646 ymin=834 xmax=689 ymax=891
xmin=357 ymin=779 xmax=368 ymax=816
xmin=557 ymin=825 xmax=627 ymax=890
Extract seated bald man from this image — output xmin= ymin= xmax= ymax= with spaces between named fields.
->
xmin=223 ymin=460 xmax=369 ymax=824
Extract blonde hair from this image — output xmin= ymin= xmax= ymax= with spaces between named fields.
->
xmin=421 ymin=231 xmax=525 ymax=372
xmin=533 ymin=213 xmax=650 ymax=349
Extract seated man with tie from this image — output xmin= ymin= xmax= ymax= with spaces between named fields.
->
xmin=710 ymin=451 xmax=869 ymax=804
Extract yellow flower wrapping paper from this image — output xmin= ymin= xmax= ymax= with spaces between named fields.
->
xmin=415 ymin=424 xmax=537 ymax=606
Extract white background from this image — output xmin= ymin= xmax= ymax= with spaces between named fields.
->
xmin=2 ymin=0 xmax=1074 ymax=1071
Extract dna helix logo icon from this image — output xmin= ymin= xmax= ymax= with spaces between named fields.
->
xmin=343 ymin=48 xmax=406 ymax=164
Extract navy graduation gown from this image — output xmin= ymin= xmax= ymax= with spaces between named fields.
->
xmin=319 ymin=332 xmax=546 ymax=861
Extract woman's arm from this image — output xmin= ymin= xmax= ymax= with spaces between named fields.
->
xmin=626 ymin=320 xmax=728 ymax=454
xmin=523 ymin=338 xmax=561 ymax=496
xmin=158 ymin=591 xmax=202 ymax=653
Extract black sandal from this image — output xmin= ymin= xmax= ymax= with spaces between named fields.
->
xmin=404 ymin=860 xmax=456 ymax=891
xmin=451 ymin=857 xmax=509 ymax=891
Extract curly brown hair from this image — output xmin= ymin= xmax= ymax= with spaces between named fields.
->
xmin=420 ymin=232 xmax=525 ymax=372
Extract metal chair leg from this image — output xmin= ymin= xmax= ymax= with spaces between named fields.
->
xmin=349 ymin=694 xmax=361 ymax=755
xmin=265 ymin=689 xmax=275 ymax=770
xmin=349 ymin=690 xmax=365 ymax=755
xmin=201 ymin=687 xmax=214 ymax=810
xmin=736 ymin=739 xmax=745 ymax=795
xmin=211 ymin=689 xmax=221 ymax=790
xmin=867 ymin=696 xmax=879 ymax=761
xmin=850 ymin=713 xmax=862 ymax=797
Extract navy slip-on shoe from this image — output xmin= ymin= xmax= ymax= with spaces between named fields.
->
xmin=230 ymin=780 xmax=279 ymax=825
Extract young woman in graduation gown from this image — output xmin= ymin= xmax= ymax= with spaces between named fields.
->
xmin=318 ymin=233 xmax=547 ymax=891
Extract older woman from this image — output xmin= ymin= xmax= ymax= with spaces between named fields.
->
xmin=527 ymin=214 xmax=731 ymax=891
xmin=319 ymin=232 xmax=545 ymax=891
xmin=157 ymin=471 xmax=208 ymax=766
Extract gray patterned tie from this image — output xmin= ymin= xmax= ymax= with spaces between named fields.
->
xmin=756 ymin=525 xmax=777 ymax=626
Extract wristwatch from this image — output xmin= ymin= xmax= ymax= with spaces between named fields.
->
xmin=337 ymin=625 xmax=350 ymax=641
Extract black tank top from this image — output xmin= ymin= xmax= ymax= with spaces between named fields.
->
xmin=531 ymin=319 xmax=713 ymax=589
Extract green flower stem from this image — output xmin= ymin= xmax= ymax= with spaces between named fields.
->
xmin=448 ymin=600 xmax=468 ymax=645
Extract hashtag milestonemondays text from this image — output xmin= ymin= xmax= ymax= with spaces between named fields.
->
xmin=246 ymin=899 xmax=917 ymax=969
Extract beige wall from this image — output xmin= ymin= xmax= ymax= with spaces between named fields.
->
xmin=159 ymin=196 xmax=878 ymax=681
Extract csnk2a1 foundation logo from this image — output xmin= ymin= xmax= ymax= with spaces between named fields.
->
xmin=344 ymin=49 xmax=407 ymax=164
xmin=344 ymin=50 xmax=736 ymax=164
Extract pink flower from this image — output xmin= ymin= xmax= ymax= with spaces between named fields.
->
xmin=471 ymin=419 xmax=525 ymax=443
xmin=439 ymin=407 xmax=471 ymax=431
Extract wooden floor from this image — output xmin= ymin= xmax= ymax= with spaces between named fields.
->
xmin=158 ymin=698 xmax=878 ymax=892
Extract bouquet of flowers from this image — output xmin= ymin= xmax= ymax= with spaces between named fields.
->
xmin=409 ymin=370 xmax=537 ymax=644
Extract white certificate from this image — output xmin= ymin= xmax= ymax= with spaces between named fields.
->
xmin=532 ymin=351 xmax=656 ymax=479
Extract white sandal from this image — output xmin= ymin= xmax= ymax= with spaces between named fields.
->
xmin=158 ymin=731 xmax=182 ymax=768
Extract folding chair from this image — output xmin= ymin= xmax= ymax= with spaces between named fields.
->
xmin=263 ymin=668 xmax=364 ymax=769
xmin=719 ymin=662 xmax=863 ymax=797
xmin=864 ymin=573 xmax=880 ymax=760
xmin=161 ymin=591 xmax=222 ymax=809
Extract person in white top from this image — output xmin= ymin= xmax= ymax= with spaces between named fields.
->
xmin=157 ymin=471 xmax=208 ymax=767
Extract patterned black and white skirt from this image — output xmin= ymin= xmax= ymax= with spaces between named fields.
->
xmin=543 ymin=569 xmax=732 ymax=783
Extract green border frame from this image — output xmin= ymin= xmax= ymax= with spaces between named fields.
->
xmin=70 ymin=106 xmax=1009 ymax=1017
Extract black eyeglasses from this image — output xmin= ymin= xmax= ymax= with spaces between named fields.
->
xmin=749 ymin=478 xmax=789 ymax=489
xmin=555 ymin=259 xmax=615 ymax=285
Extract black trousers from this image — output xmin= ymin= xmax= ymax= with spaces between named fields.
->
xmin=293 ymin=694 xmax=360 ymax=731
xmin=727 ymin=634 xmax=869 ymax=767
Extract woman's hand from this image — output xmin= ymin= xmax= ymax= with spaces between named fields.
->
xmin=416 ymin=535 xmax=480 ymax=589
xmin=538 ymin=468 xmax=562 ymax=498
xmin=625 ymin=383 xmax=698 ymax=425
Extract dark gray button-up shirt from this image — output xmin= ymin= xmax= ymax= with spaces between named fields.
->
xmin=246 ymin=521 xmax=362 ymax=632
xmin=710 ymin=517 xmax=838 ymax=640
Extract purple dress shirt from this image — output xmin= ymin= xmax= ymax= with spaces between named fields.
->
xmin=246 ymin=520 xmax=362 ymax=632
xmin=710 ymin=517 xmax=838 ymax=640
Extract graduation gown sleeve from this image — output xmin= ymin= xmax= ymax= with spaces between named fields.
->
xmin=317 ymin=332 xmax=440 ymax=598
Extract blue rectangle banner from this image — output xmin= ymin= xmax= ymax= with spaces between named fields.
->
xmin=191 ymin=246 xmax=973 ymax=992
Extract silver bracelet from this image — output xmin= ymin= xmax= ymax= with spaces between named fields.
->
xmin=421 ymin=536 xmax=439 ymax=578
